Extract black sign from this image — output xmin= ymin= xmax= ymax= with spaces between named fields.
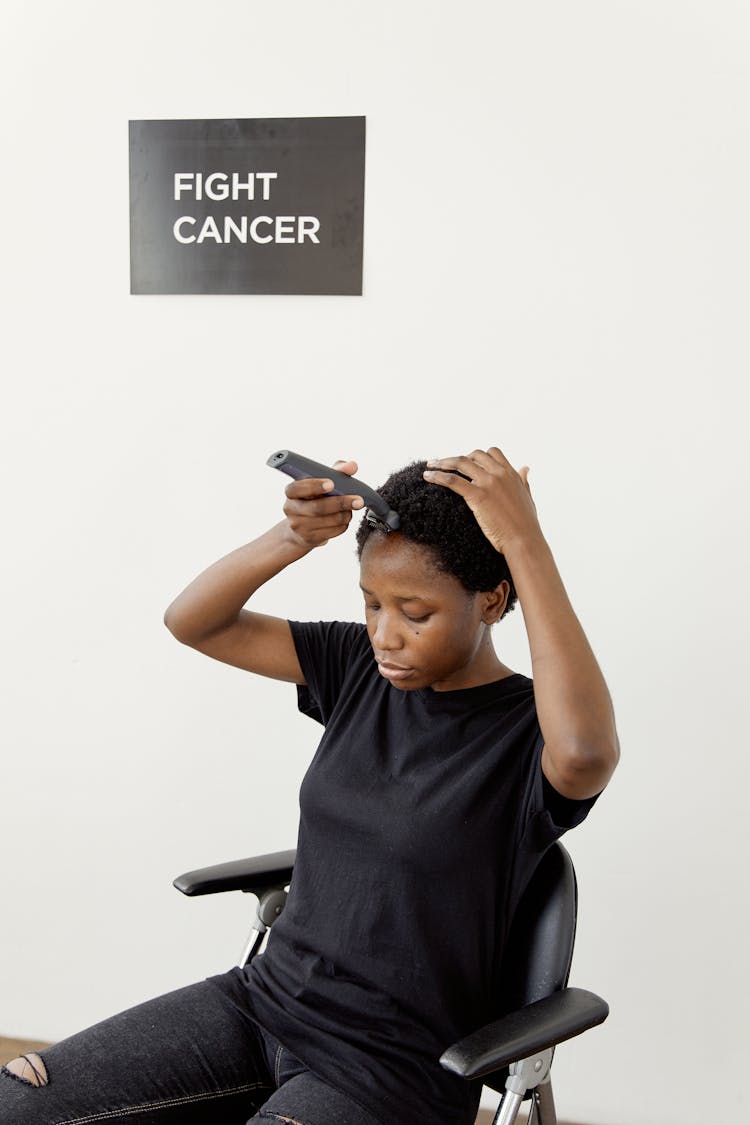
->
xmin=129 ymin=117 xmax=365 ymax=295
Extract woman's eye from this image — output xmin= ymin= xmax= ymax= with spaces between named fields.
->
xmin=365 ymin=603 xmax=380 ymax=612
xmin=405 ymin=613 xmax=429 ymax=624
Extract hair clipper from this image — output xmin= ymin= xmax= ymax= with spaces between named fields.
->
xmin=266 ymin=450 xmax=400 ymax=532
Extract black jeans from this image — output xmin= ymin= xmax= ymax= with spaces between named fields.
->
xmin=0 ymin=977 xmax=385 ymax=1125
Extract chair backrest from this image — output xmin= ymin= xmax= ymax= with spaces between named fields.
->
xmin=482 ymin=842 xmax=578 ymax=1096
xmin=500 ymin=842 xmax=578 ymax=1010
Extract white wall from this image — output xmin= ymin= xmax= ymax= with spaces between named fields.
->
xmin=1 ymin=3 xmax=748 ymax=1122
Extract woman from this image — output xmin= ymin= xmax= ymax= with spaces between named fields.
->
xmin=1 ymin=448 xmax=619 ymax=1125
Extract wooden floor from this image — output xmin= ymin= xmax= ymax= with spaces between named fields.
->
xmin=476 ymin=1109 xmax=530 ymax=1124
xmin=1 ymin=1037 xmax=545 ymax=1123
xmin=0 ymin=1036 xmax=51 ymax=1063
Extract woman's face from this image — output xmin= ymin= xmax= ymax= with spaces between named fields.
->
xmin=359 ymin=533 xmax=509 ymax=692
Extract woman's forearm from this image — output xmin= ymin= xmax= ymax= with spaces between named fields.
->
xmin=163 ymin=521 xmax=311 ymax=644
xmin=504 ymin=533 xmax=620 ymax=790
xmin=164 ymin=468 xmax=363 ymax=675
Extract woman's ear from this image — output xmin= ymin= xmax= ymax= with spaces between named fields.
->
xmin=481 ymin=581 xmax=511 ymax=624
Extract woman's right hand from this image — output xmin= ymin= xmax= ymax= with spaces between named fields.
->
xmin=283 ymin=459 xmax=365 ymax=549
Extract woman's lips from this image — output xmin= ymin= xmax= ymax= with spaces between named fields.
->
xmin=377 ymin=662 xmax=414 ymax=681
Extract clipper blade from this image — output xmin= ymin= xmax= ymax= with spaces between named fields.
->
xmin=365 ymin=509 xmax=395 ymax=534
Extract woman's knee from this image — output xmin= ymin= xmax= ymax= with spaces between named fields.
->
xmin=0 ymin=1052 xmax=53 ymax=1125
xmin=2 ymin=1052 xmax=49 ymax=1087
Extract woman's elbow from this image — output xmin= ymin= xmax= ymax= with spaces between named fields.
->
xmin=545 ymin=734 xmax=620 ymax=800
xmin=163 ymin=602 xmax=193 ymax=645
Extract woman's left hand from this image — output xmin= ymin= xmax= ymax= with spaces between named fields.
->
xmin=423 ymin=447 xmax=543 ymax=556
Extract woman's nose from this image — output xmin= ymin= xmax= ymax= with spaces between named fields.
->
xmin=373 ymin=613 xmax=404 ymax=652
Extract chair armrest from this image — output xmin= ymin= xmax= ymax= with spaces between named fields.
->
xmin=173 ymin=849 xmax=296 ymax=897
xmin=439 ymin=987 xmax=609 ymax=1080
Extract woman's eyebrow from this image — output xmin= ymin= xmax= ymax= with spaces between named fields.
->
xmin=359 ymin=584 xmax=431 ymax=602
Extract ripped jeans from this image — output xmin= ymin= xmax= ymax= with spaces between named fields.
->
xmin=0 ymin=977 xmax=386 ymax=1125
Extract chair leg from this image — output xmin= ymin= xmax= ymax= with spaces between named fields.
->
xmin=237 ymin=923 xmax=266 ymax=968
xmin=531 ymin=1078 xmax=557 ymax=1125
xmin=491 ymin=1049 xmax=554 ymax=1125
xmin=491 ymin=1089 xmax=525 ymax=1125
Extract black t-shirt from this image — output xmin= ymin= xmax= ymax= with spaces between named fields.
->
xmin=211 ymin=621 xmax=597 ymax=1125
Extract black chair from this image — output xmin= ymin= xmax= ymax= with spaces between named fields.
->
xmin=174 ymin=843 xmax=608 ymax=1125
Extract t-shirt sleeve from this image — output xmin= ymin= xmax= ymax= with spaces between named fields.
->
xmin=288 ymin=619 xmax=368 ymax=726
xmin=520 ymin=731 xmax=601 ymax=854
xmin=541 ymin=772 xmax=599 ymax=831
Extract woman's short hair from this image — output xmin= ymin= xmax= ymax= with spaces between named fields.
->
xmin=355 ymin=460 xmax=518 ymax=616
